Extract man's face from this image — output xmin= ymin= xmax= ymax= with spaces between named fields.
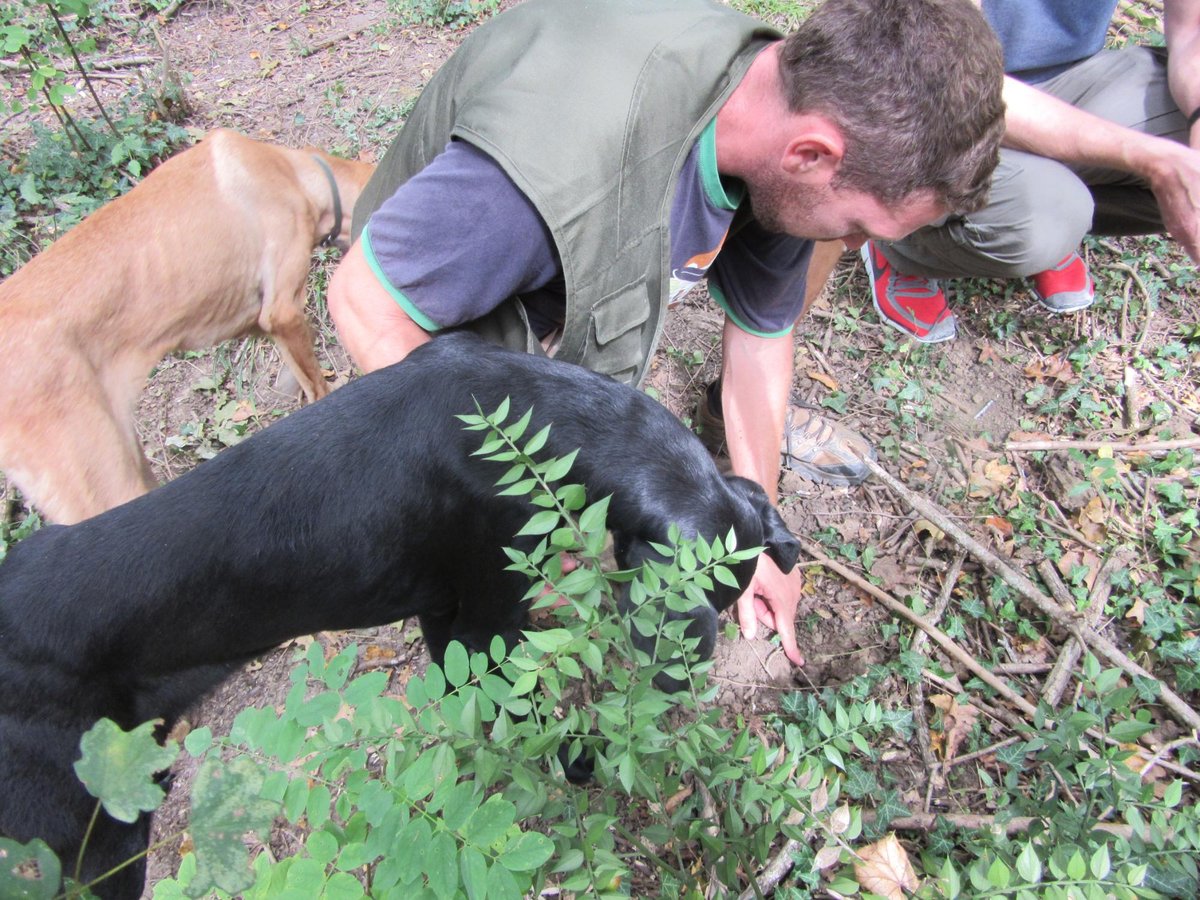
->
xmin=744 ymin=171 xmax=947 ymax=248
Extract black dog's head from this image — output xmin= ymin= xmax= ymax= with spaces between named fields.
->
xmin=613 ymin=475 xmax=800 ymax=692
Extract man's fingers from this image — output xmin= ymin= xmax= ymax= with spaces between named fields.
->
xmin=737 ymin=592 xmax=758 ymax=640
xmin=775 ymin=612 xmax=804 ymax=667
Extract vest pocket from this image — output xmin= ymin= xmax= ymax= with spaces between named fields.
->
xmin=584 ymin=278 xmax=652 ymax=384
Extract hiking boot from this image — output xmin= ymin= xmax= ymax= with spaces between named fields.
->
xmin=1032 ymin=252 xmax=1095 ymax=313
xmin=696 ymin=381 xmax=874 ymax=487
xmin=861 ymin=241 xmax=957 ymax=343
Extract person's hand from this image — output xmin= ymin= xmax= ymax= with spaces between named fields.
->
xmin=735 ymin=554 xmax=805 ymax=666
xmin=1146 ymin=139 xmax=1200 ymax=264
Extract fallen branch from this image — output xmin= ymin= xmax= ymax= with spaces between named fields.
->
xmin=860 ymin=455 xmax=1200 ymax=732
xmin=1004 ymin=437 xmax=1200 ymax=453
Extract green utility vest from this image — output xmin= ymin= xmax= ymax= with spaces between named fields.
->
xmin=353 ymin=0 xmax=778 ymax=385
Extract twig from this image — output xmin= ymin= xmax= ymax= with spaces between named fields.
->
xmin=300 ymin=25 xmax=372 ymax=57
xmin=737 ymin=839 xmax=802 ymax=900
xmin=911 ymin=551 xmax=966 ymax=774
xmin=1040 ymin=552 xmax=1129 ymax=707
xmin=859 ymin=455 xmax=1200 ymax=732
xmin=89 ymin=55 xmax=157 ymax=71
xmin=942 ymin=735 xmax=1022 ymax=769
xmin=1004 ymin=437 xmax=1200 ymax=453
xmin=154 ymin=0 xmax=189 ymax=25
xmin=48 ymin=5 xmax=119 ymax=138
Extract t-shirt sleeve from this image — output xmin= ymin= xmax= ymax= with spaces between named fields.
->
xmin=360 ymin=140 xmax=559 ymax=331
xmin=708 ymin=215 xmax=814 ymax=337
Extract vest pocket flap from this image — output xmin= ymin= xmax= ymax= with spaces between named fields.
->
xmin=592 ymin=279 xmax=651 ymax=345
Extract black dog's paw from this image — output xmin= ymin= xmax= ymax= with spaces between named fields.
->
xmin=557 ymin=742 xmax=595 ymax=785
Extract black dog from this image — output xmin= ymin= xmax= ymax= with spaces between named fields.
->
xmin=0 ymin=332 xmax=798 ymax=899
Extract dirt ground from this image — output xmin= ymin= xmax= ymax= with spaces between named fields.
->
xmin=4 ymin=0 xmax=1198 ymax=894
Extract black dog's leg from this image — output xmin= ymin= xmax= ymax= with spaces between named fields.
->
xmin=416 ymin=608 xmax=457 ymax=666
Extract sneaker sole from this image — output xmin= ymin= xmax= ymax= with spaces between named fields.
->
xmin=1035 ymin=292 xmax=1096 ymax=314
xmin=785 ymin=456 xmax=872 ymax=487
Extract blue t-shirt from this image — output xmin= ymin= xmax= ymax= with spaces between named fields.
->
xmin=982 ymin=0 xmax=1118 ymax=83
xmin=361 ymin=121 xmax=812 ymax=340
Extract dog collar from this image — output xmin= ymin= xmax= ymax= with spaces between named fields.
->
xmin=312 ymin=155 xmax=343 ymax=247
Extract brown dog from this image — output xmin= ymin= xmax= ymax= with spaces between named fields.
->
xmin=0 ymin=129 xmax=374 ymax=524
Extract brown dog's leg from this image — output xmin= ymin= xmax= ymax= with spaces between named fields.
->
xmin=1 ymin=386 xmax=157 ymax=524
xmin=260 ymin=255 xmax=329 ymax=404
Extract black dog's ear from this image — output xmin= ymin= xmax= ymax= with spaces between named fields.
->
xmin=726 ymin=476 xmax=801 ymax=574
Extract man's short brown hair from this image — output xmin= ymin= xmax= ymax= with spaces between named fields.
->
xmin=778 ymin=0 xmax=1005 ymax=213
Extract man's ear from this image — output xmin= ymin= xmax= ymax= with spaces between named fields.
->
xmin=782 ymin=114 xmax=845 ymax=179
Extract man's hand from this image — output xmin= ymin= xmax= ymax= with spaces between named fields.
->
xmin=735 ymin=553 xmax=805 ymax=666
xmin=1001 ymin=75 xmax=1200 ymax=265
xmin=1146 ymin=140 xmax=1200 ymax=263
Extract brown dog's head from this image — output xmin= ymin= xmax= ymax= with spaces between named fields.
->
xmin=307 ymin=149 xmax=376 ymax=252
xmin=613 ymin=475 xmax=800 ymax=692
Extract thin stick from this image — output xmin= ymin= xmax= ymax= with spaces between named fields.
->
xmin=1004 ymin=437 xmax=1200 ymax=453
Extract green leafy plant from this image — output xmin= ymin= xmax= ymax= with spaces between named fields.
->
xmin=385 ymin=0 xmax=500 ymax=30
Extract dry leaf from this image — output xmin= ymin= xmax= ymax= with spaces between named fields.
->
xmin=362 ymin=644 xmax=399 ymax=663
xmin=230 ymin=400 xmax=258 ymax=423
xmin=1125 ymin=598 xmax=1147 ymax=626
xmin=1024 ymin=354 xmax=1074 ymax=383
xmin=807 ymin=370 xmax=840 ymax=391
xmin=1075 ymin=496 xmax=1109 ymax=543
xmin=978 ymin=343 xmax=1003 ymax=365
xmin=1006 ymin=430 xmax=1048 ymax=444
xmin=815 ymin=845 xmax=843 ymax=871
xmin=984 ymin=458 xmax=1016 ymax=485
xmin=968 ymin=458 xmax=1016 ymax=498
xmin=868 ymin=555 xmax=912 ymax=590
xmin=810 ymin=781 xmax=829 ymax=814
xmin=1056 ymin=548 xmax=1101 ymax=589
xmin=1013 ymin=635 xmax=1052 ymax=664
xmin=930 ymin=694 xmax=980 ymax=762
xmin=913 ymin=519 xmax=945 ymax=542
xmin=1123 ymin=747 xmax=1166 ymax=782
xmin=985 ymin=515 xmax=1013 ymax=538
xmin=854 ymin=834 xmax=919 ymax=900
xmin=828 ymin=804 xmax=852 ymax=835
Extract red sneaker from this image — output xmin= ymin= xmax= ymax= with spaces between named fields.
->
xmin=861 ymin=242 xmax=957 ymax=343
xmin=1032 ymin=252 xmax=1095 ymax=313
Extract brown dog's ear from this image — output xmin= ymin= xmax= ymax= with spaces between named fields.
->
xmin=725 ymin=476 xmax=801 ymax=574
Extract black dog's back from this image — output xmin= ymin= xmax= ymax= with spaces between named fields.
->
xmin=1 ymin=334 xmax=728 ymax=679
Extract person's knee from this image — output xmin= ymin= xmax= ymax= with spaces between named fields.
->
xmin=957 ymin=163 xmax=1095 ymax=277
xmin=1000 ymin=177 xmax=1095 ymax=275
